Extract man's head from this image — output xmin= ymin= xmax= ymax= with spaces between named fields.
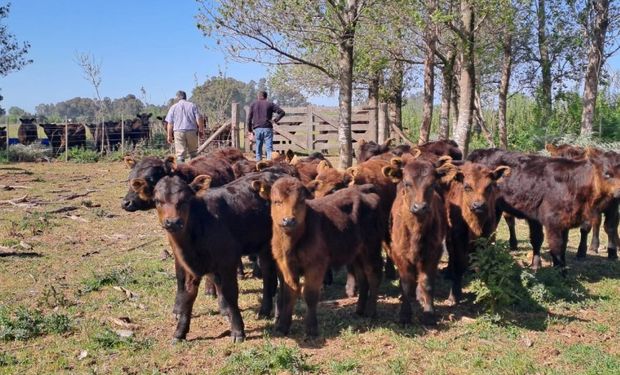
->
xmin=257 ymin=91 xmax=268 ymax=100
xmin=176 ymin=90 xmax=187 ymax=101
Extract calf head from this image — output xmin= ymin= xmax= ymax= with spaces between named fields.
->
xmin=153 ymin=175 xmax=197 ymax=233
xmin=589 ymin=148 xmax=620 ymax=199
xmin=306 ymin=160 xmax=349 ymax=198
xmin=122 ymin=156 xmax=171 ymax=211
xmin=19 ymin=117 xmax=36 ymax=125
xmin=256 ymin=177 xmax=310 ymax=234
xmin=449 ymin=162 xmax=510 ymax=216
xmin=357 ymin=138 xmax=393 ymax=162
xmin=383 ymin=156 xmax=452 ymax=216
xmin=545 ymin=143 xmax=586 ymax=159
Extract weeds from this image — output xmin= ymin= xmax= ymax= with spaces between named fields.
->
xmin=13 ymin=212 xmax=54 ymax=236
xmin=38 ymin=284 xmax=73 ymax=308
xmin=80 ymin=266 xmax=134 ymax=293
xmin=0 ymin=307 xmax=72 ymax=341
xmin=329 ymin=358 xmax=359 ymax=374
xmin=6 ymin=144 xmax=52 ymax=162
xmin=62 ymin=147 xmax=99 ymax=163
xmin=90 ymin=328 xmax=152 ymax=351
xmin=0 ymin=352 xmax=18 ymax=367
xmin=219 ymin=342 xmax=317 ymax=375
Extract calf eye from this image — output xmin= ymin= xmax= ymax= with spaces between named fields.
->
xmin=464 ymin=184 xmax=473 ymax=192
xmin=404 ymin=181 xmax=412 ymax=188
xmin=604 ymin=171 xmax=612 ymax=179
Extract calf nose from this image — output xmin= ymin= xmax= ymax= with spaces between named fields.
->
xmin=410 ymin=202 xmax=428 ymax=214
xmin=471 ymin=201 xmax=487 ymax=212
xmin=121 ymin=199 xmax=135 ymax=211
xmin=281 ymin=217 xmax=297 ymax=228
xmin=163 ymin=218 xmax=183 ymax=232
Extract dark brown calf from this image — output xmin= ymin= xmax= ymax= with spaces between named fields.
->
xmin=256 ymin=177 xmax=385 ymax=337
xmin=441 ymin=162 xmax=510 ymax=304
xmin=0 ymin=126 xmax=7 ymax=149
xmin=151 ymin=171 xmax=285 ymax=342
xmin=39 ymin=123 xmax=86 ymax=155
xmin=18 ymin=117 xmax=38 ymax=145
xmin=382 ymin=157 xmax=448 ymax=324
xmin=289 ymin=152 xmax=332 ymax=184
xmin=468 ymin=148 xmax=620 ymax=268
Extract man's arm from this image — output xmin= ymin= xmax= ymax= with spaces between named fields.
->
xmin=165 ymin=107 xmax=174 ymax=144
xmin=246 ymin=103 xmax=254 ymax=133
xmin=272 ymin=104 xmax=285 ymax=123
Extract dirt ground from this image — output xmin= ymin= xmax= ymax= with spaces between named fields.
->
xmin=0 ymin=161 xmax=619 ymax=374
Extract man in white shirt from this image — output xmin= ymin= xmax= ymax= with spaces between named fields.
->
xmin=165 ymin=90 xmax=205 ymax=162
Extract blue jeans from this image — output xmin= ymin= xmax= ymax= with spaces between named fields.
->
xmin=254 ymin=128 xmax=273 ymax=160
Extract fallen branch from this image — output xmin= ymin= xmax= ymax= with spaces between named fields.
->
xmin=1 ymin=185 xmax=31 ymax=190
xmin=47 ymin=206 xmax=79 ymax=214
xmin=60 ymin=189 xmax=97 ymax=201
xmin=123 ymin=238 xmax=159 ymax=252
xmin=390 ymin=124 xmax=416 ymax=146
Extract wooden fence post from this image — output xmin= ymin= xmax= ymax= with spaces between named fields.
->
xmin=231 ymin=102 xmax=239 ymax=148
xmin=378 ymin=103 xmax=389 ymax=144
xmin=65 ymin=118 xmax=68 ymax=162
xmin=368 ymin=106 xmax=377 ymax=142
xmin=306 ymin=105 xmax=314 ymax=152
xmin=121 ymin=113 xmax=125 ymax=155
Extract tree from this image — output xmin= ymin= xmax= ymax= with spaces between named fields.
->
xmin=191 ymin=74 xmax=248 ymax=126
xmin=266 ymin=68 xmax=309 ymax=107
xmin=580 ymin=0 xmax=610 ymax=136
xmin=197 ymin=0 xmax=373 ymax=168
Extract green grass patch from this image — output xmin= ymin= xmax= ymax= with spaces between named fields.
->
xmin=62 ymin=147 xmax=100 ymax=163
xmin=219 ymin=342 xmax=317 ymax=375
xmin=329 ymin=358 xmax=360 ymax=374
xmin=89 ymin=328 xmax=153 ymax=351
xmin=80 ymin=266 xmax=135 ymax=293
xmin=562 ymin=344 xmax=620 ymax=375
xmin=0 ymin=307 xmax=72 ymax=341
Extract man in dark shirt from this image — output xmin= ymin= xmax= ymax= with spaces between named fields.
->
xmin=247 ymin=91 xmax=285 ymax=160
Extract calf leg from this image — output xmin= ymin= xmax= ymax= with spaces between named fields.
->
xmin=528 ymin=220 xmax=544 ymax=270
xmin=173 ymin=273 xmax=201 ymax=341
xmin=546 ymin=228 xmax=568 ymax=269
xmin=604 ymin=206 xmax=619 ymax=260
xmin=398 ymin=275 xmax=415 ymax=325
xmin=303 ymin=269 xmax=324 ymax=338
xmin=274 ymin=273 xmax=299 ymax=336
xmin=447 ymin=235 xmax=468 ymax=305
xmin=173 ymin=258 xmax=186 ymax=317
xmin=353 ymin=263 xmax=369 ymax=317
xmin=345 ymin=265 xmax=357 ymax=298
xmin=576 ymin=223 xmax=591 ymax=259
xmin=361 ymin=248 xmax=383 ymax=318
xmin=589 ymin=213 xmax=602 ymax=254
xmin=505 ymin=214 xmax=518 ymax=251
xmin=383 ymin=242 xmax=398 ymax=280
xmin=257 ymin=250 xmax=278 ymax=318
xmin=203 ymin=277 xmax=217 ymax=298
xmin=211 ymin=274 xmax=230 ymax=316
xmin=218 ymin=270 xmax=246 ymax=343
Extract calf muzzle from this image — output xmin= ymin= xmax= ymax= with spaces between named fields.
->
xmin=470 ymin=201 xmax=487 ymax=213
xmin=121 ymin=198 xmax=136 ymax=212
xmin=280 ymin=217 xmax=297 ymax=229
xmin=163 ymin=217 xmax=184 ymax=232
xmin=410 ymin=202 xmax=428 ymax=215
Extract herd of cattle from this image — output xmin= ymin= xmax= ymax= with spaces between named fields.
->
xmin=0 ymin=114 xmax=156 ymax=153
xmin=119 ymin=139 xmax=620 ymax=343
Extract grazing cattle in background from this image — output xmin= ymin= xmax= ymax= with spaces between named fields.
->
xmin=18 ymin=117 xmax=38 ymax=145
xmin=0 ymin=127 xmax=6 ymax=149
xmin=468 ymin=148 xmax=620 ymax=268
xmin=440 ymin=161 xmax=510 ymax=304
xmin=256 ymin=177 xmax=384 ymax=337
xmin=85 ymin=121 xmax=128 ymax=151
xmin=151 ymin=171 xmax=286 ymax=342
xmin=382 ymin=157 xmax=448 ymax=325
xmin=126 ymin=113 xmax=152 ymax=146
xmin=39 ymin=123 xmax=86 ymax=155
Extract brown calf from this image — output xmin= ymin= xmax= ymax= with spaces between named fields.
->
xmin=0 ymin=127 xmax=6 ymax=149
xmin=18 ymin=117 xmax=38 ymax=145
xmin=256 ymin=177 xmax=385 ymax=337
xmin=441 ymin=162 xmax=510 ymax=304
xmin=382 ymin=157 xmax=448 ymax=325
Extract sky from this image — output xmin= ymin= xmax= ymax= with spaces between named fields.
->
xmin=3 ymin=1 xmax=620 ymax=114
xmin=0 ymin=0 xmax=319 ymax=113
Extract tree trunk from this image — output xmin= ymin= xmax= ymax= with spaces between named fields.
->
xmin=454 ymin=0 xmax=475 ymax=156
xmin=337 ymin=39 xmax=354 ymax=168
xmin=498 ymin=33 xmax=513 ymax=149
xmin=537 ymin=0 xmax=552 ymax=119
xmin=439 ymin=50 xmax=456 ymax=140
xmin=581 ymin=0 xmax=610 ymax=136
xmin=387 ymin=61 xmax=404 ymax=130
xmin=451 ymin=57 xmax=460 ymax=138
xmin=419 ymin=0 xmax=438 ymax=144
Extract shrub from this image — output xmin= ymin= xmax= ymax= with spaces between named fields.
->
xmin=80 ymin=266 xmax=134 ymax=293
xmin=62 ymin=147 xmax=99 ymax=163
xmin=0 ymin=307 xmax=72 ymax=341
xmin=219 ymin=342 xmax=316 ymax=375
xmin=6 ymin=144 xmax=52 ymax=162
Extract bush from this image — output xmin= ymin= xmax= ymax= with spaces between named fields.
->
xmin=219 ymin=342 xmax=316 ymax=375
xmin=90 ymin=328 xmax=152 ymax=351
xmin=62 ymin=147 xmax=99 ymax=163
xmin=6 ymin=144 xmax=52 ymax=162
xmin=80 ymin=267 xmax=135 ymax=293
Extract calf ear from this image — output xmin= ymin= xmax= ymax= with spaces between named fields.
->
xmin=289 ymin=155 xmax=300 ymax=165
xmin=382 ymin=165 xmax=403 ymax=183
xmin=410 ymin=148 xmax=422 ymax=159
xmin=545 ymin=143 xmax=558 ymax=155
xmin=190 ymin=175 xmax=212 ymax=192
xmin=382 ymin=138 xmax=394 ymax=148
xmin=390 ymin=157 xmax=404 ymax=168
xmin=130 ymin=178 xmax=148 ymax=194
xmin=358 ymin=138 xmax=366 ymax=146
xmin=256 ymin=160 xmax=270 ymax=171
xmin=492 ymin=166 xmax=511 ymax=182
xmin=435 ymin=155 xmax=453 ymax=167
xmin=251 ymin=180 xmax=271 ymax=200
xmin=345 ymin=166 xmax=359 ymax=184
xmin=317 ymin=160 xmax=332 ymax=174
xmin=123 ymin=156 xmax=136 ymax=169
xmin=164 ymin=155 xmax=177 ymax=174
xmin=585 ymin=146 xmax=602 ymax=160
xmin=436 ymin=163 xmax=460 ymax=184
xmin=285 ymin=149 xmax=295 ymax=163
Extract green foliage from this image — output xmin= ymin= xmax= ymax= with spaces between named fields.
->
xmin=468 ymin=238 xmax=536 ymax=312
xmin=219 ymin=342 xmax=317 ymax=375
xmin=0 ymin=352 xmax=18 ymax=367
xmin=90 ymin=328 xmax=152 ymax=351
xmin=62 ymin=147 xmax=100 ymax=163
xmin=16 ymin=212 xmax=54 ymax=236
xmin=329 ymin=358 xmax=360 ymax=374
xmin=0 ymin=307 xmax=72 ymax=341
xmin=520 ymin=267 xmax=586 ymax=305
xmin=6 ymin=144 xmax=52 ymax=162
xmin=80 ymin=266 xmax=135 ymax=293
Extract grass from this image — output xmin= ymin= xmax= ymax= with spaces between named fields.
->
xmin=0 ymin=160 xmax=619 ymax=373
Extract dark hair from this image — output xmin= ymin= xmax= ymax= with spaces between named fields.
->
xmin=176 ymin=90 xmax=187 ymax=100
xmin=258 ymin=91 xmax=268 ymax=99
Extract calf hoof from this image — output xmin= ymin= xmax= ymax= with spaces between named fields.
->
xmin=446 ymin=295 xmax=458 ymax=307
xmin=421 ymin=312 xmax=437 ymax=326
xmin=231 ymin=332 xmax=246 ymax=343
xmin=170 ymin=337 xmax=185 ymax=345
xmin=172 ymin=313 xmax=180 ymax=321
xmin=531 ymin=255 xmax=542 ymax=271
xmin=589 ymin=246 xmax=600 ymax=254
xmin=608 ymin=248 xmax=618 ymax=260
xmin=256 ymin=308 xmax=272 ymax=320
